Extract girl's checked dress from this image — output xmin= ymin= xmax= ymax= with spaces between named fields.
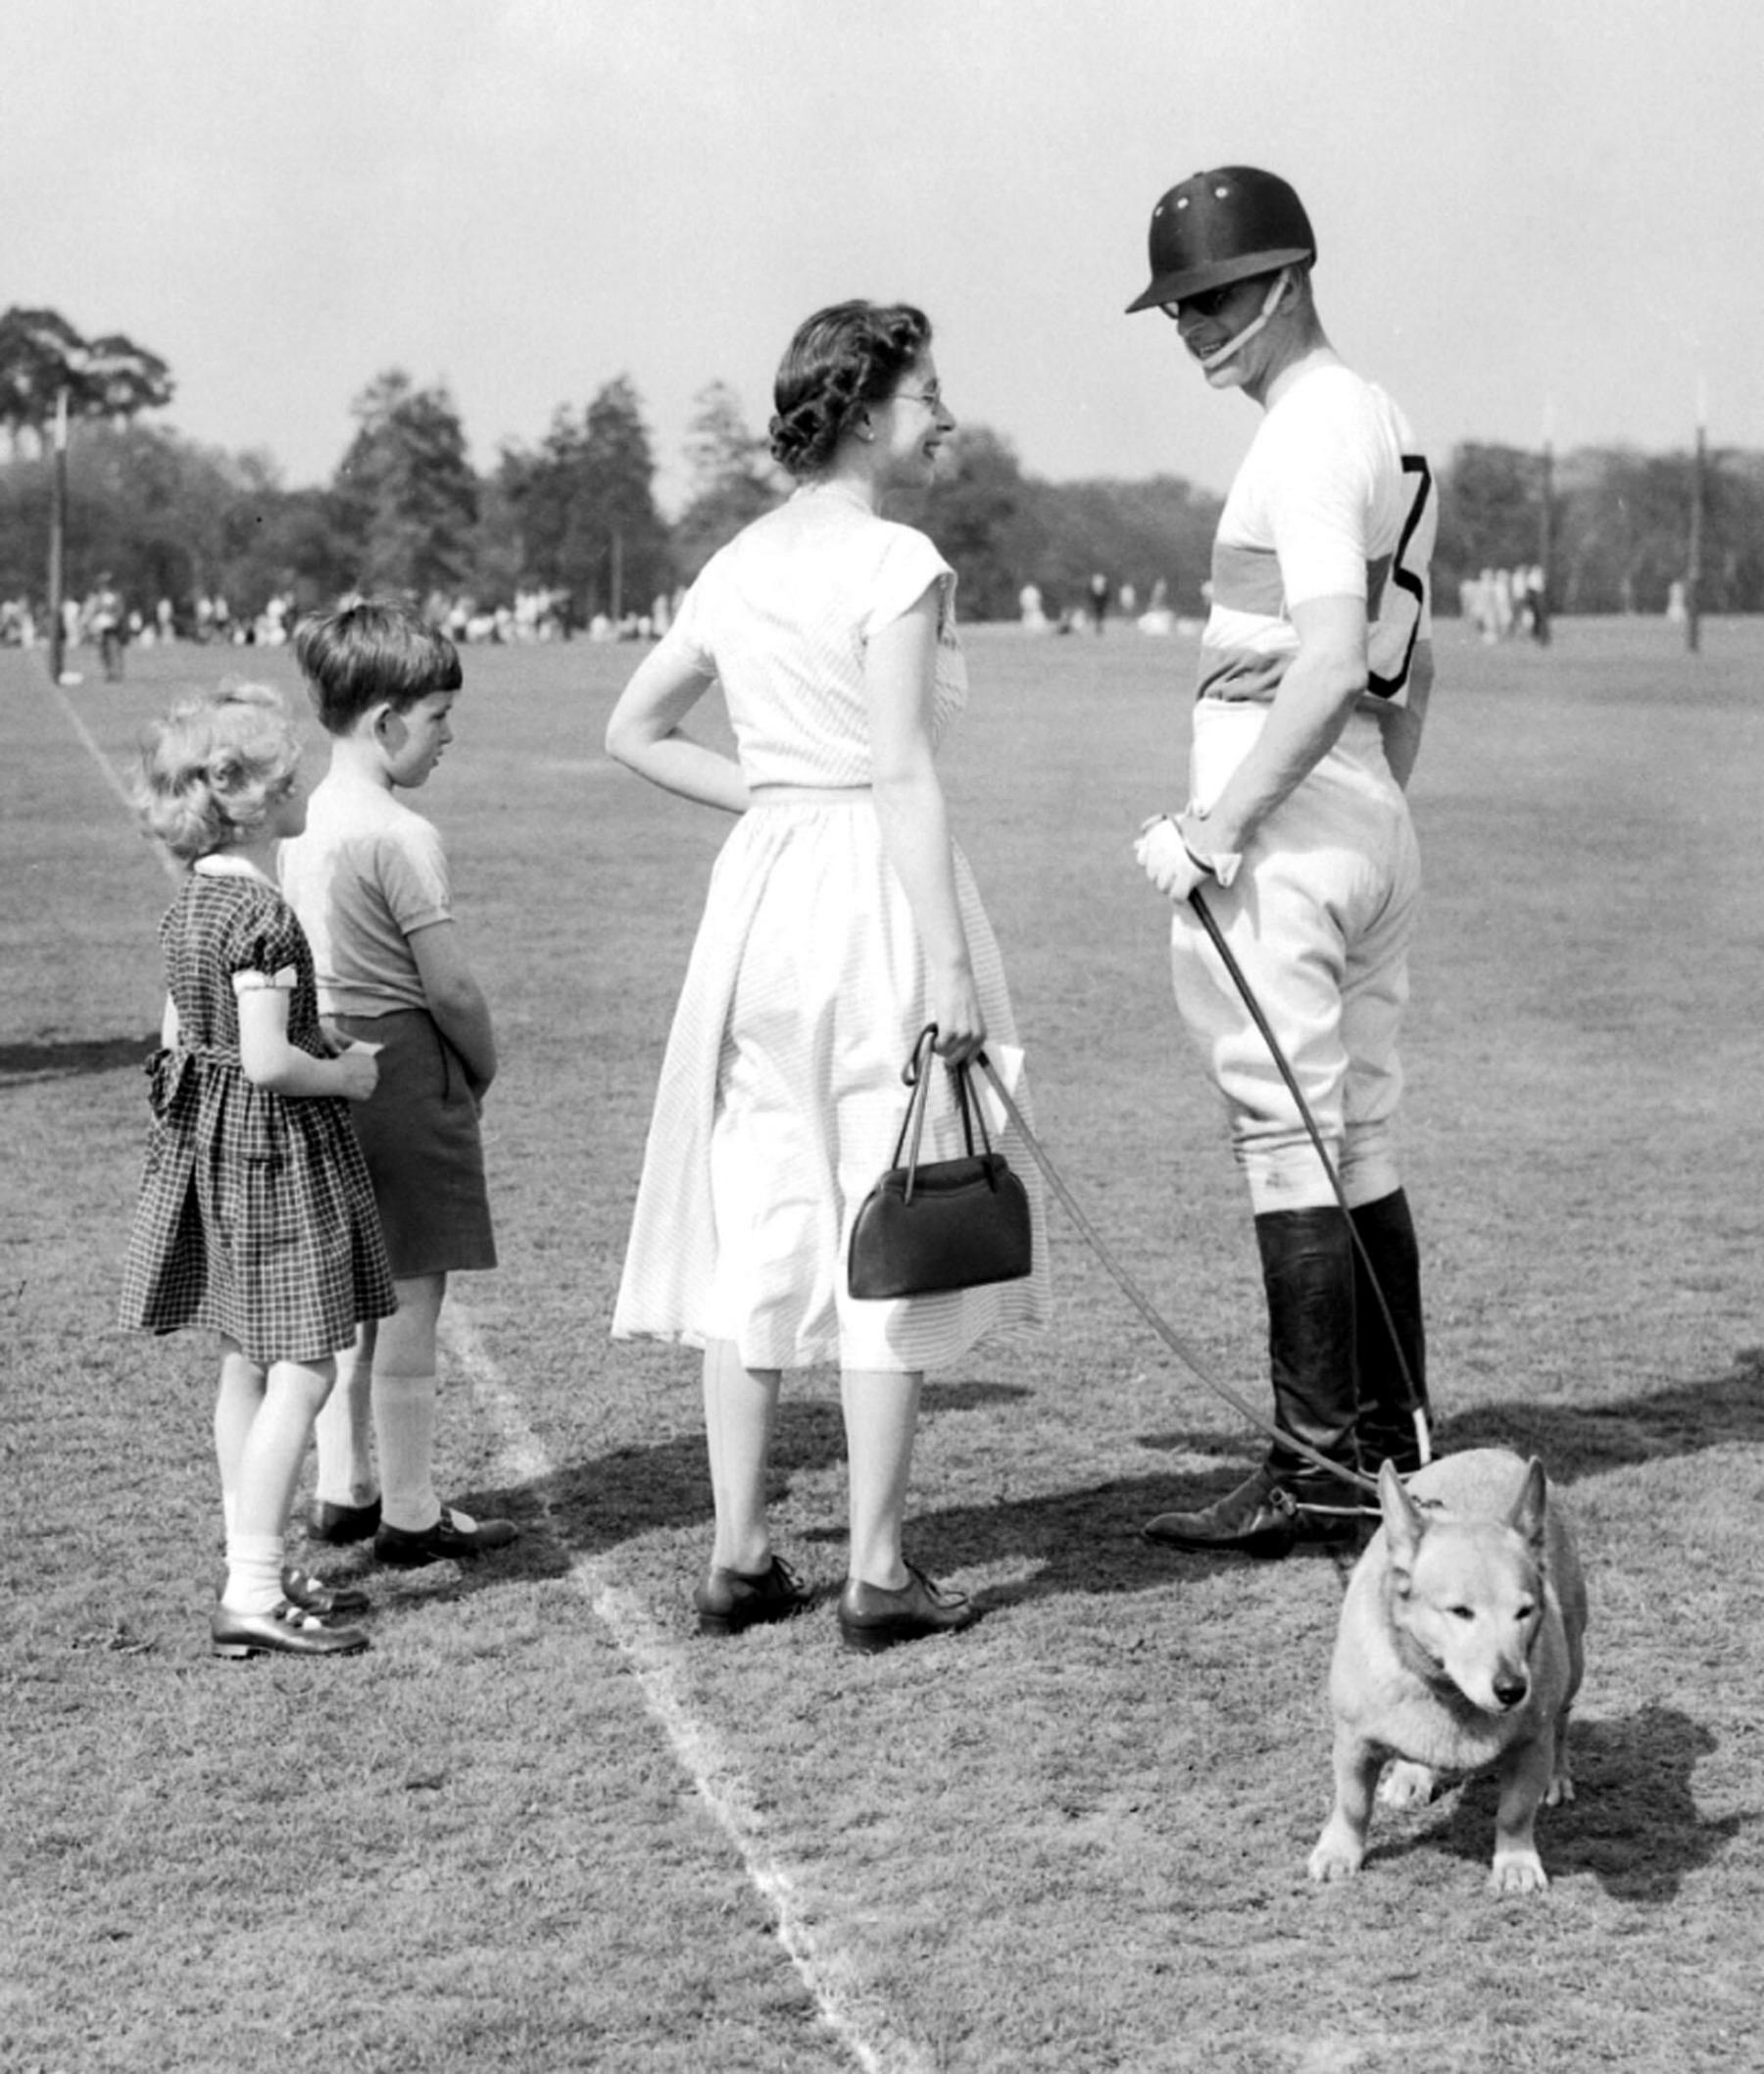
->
xmin=119 ymin=864 xmax=395 ymax=1365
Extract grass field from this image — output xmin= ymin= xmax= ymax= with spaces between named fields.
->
xmin=4 ymin=617 xmax=1762 ymax=2073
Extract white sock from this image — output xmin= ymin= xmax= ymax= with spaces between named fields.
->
xmin=372 ymin=1372 xmax=441 ymax=1534
xmin=222 ymin=1532 xmax=286 ymax=1616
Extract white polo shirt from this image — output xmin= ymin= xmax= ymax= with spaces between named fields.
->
xmin=1197 ymin=363 xmax=1437 ymax=713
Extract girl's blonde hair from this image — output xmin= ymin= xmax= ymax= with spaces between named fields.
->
xmin=135 ymin=682 xmax=302 ymax=863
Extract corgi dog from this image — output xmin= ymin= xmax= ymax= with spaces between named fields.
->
xmin=1308 ymin=1448 xmax=1588 ymax=1895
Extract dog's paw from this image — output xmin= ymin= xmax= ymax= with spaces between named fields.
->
xmin=1544 ymin=1768 xmax=1576 ymax=1808
xmin=1307 ymin=1827 xmax=1365 ymax=1884
xmin=1487 ymin=1851 xmax=1548 ymax=1896
xmin=1378 ymin=1760 xmax=1439 ymax=1810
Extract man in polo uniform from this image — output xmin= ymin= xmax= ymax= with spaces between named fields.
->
xmin=1128 ymin=167 xmax=1439 ymax=1555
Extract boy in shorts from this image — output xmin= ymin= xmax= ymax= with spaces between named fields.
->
xmin=280 ymin=597 xmax=516 ymax=1566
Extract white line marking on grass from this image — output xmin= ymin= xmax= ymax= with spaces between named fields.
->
xmin=443 ymin=1305 xmax=933 ymax=2074
xmin=46 ymin=672 xmax=182 ymax=884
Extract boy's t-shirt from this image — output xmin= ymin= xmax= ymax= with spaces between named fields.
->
xmin=277 ymin=772 xmax=452 ymax=1017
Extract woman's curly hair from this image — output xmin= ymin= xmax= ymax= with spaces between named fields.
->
xmin=768 ymin=301 xmax=933 ymax=478
xmin=134 ymin=682 xmax=303 ymax=864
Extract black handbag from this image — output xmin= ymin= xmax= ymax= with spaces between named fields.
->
xmin=848 ymin=1025 xmax=1034 ymax=1301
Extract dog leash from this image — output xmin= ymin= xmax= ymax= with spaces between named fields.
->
xmin=1188 ymin=887 xmax=1434 ymax=1471
xmin=972 ymin=1052 xmax=1384 ymax=1501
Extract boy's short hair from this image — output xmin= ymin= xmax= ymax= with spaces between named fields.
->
xmin=135 ymin=681 xmax=302 ymax=863
xmin=294 ymin=596 xmax=463 ymax=735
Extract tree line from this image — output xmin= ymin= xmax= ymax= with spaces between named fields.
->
xmin=2 ymin=304 xmax=1756 ymax=630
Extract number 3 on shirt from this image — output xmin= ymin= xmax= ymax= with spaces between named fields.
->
xmin=1368 ymin=455 xmax=1436 ymax=703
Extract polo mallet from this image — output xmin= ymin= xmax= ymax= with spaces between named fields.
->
xmin=1187 ymin=885 xmax=1433 ymax=1470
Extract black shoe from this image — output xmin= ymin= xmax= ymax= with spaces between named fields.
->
xmin=280 ymin=1564 xmax=371 ymax=1617
xmin=693 ymin=1556 xmax=812 ymax=1637
xmin=373 ymin=1507 xmax=518 ymax=1568
xmin=309 ymin=1497 xmax=382 ymax=1545
xmin=837 ymin=1563 xmax=979 ymax=1654
xmin=211 ymin=1601 xmax=369 ymax=1658
xmin=1143 ymin=1465 xmax=1360 ymax=1557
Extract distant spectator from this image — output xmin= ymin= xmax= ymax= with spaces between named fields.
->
xmin=1137 ymin=577 xmax=1175 ymax=637
xmin=89 ymin=574 xmax=125 ymax=681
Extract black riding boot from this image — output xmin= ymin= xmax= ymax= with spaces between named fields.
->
xmin=1350 ymin=1189 xmax=1430 ymax=1476
xmin=1145 ymin=1207 xmax=1361 ymax=1556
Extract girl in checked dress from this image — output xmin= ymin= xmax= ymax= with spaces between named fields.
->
xmin=119 ymin=684 xmax=396 ymax=1658
xmin=607 ymin=302 xmax=1048 ymax=1652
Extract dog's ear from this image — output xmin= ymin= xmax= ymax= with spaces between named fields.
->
xmin=1379 ymin=1458 xmax=1424 ymax=1580
xmin=1507 ymin=1457 xmax=1549 ymax=1557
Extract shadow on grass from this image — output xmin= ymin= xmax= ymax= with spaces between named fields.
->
xmin=1392 ymin=1704 xmax=1749 ymax=1902
xmin=1434 ymin=1355 xmax=1764 ymax=1483
xmin=361 ymin=1384 xmax=1037 ymax=1597
xmin=0 ymin=1034 xmax=154 ymax=1085
xmin=404 ymin=1383 xmax=1355 ymax=1605
xmin=526 ymin=1381 xmax=1305 ymax=1603
xmin=1138 ymin=1349 xmax=1764 ymax=1491
xmin=868 ymin=1467 xmax=1364 ymax=1607
xmin=386 ymin=1353 xmax=1764 ymax=1608
xmin=434 ymin=1459 xmax=1356 ymax=1614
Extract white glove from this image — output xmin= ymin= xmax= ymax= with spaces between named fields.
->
xmin=1134 ymin=814 xmax=1212 ymax=904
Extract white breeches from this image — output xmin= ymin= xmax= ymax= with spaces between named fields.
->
xmin=1169 ymin=702 xmax=1421 ymax=1216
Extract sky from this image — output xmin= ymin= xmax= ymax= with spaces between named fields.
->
xmin=12 ymin=0 xmax=1764 ymax=512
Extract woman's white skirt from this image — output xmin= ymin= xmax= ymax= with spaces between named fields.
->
xmin=612 ymin=797 xmax=1049 ymax=1371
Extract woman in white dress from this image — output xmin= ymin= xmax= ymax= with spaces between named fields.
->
xmin=606 ymin=302 xmax=1047 ymax=1651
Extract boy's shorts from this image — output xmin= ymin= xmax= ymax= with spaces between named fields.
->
xmin=335 ymin=1008 xmax=497 ymax=1279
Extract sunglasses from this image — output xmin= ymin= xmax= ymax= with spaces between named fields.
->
xmin=1158 ymin=281 xmax=1253 ymax=322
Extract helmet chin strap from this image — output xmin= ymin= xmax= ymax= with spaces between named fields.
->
xmin=1198 ymin=269 xmax=1290 ymax=369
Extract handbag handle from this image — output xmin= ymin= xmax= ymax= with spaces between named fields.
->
xmin=889 ymin=1024 xmax=997 ymax=1202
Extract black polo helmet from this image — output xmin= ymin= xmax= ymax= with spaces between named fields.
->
xmin=1125 ymin=166 xmax=1316 ymax=314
